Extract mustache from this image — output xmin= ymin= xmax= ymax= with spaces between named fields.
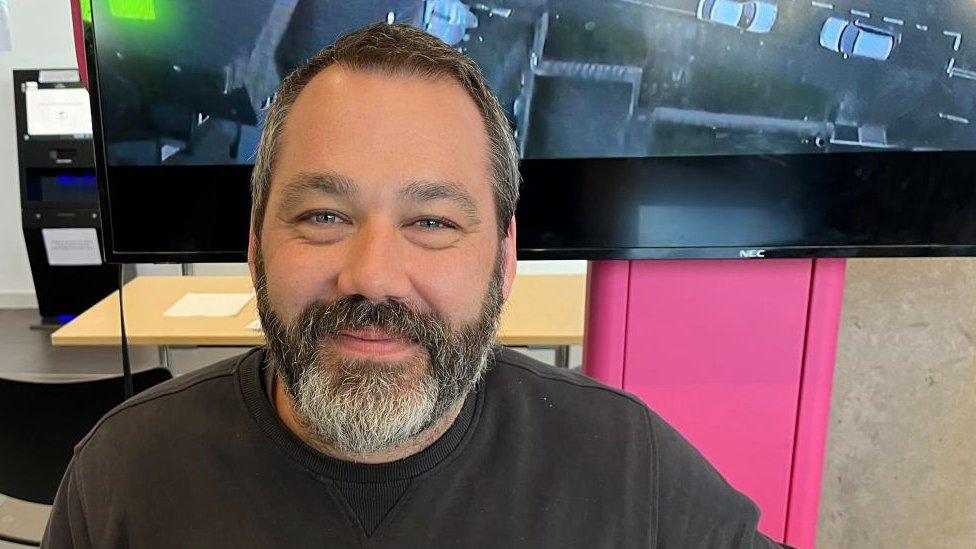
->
xmin=291 ymin=294 xmax=448 ymax=348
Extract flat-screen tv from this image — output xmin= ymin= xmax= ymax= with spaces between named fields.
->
xmin=80 ymin=0 xmax=976 ymax=262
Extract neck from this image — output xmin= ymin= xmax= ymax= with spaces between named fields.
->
xmin=271 ymin=373 xmax=465 ymax=464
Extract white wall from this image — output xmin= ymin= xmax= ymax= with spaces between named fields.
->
xmin=0 ymin=0 xmax=77 ymax=307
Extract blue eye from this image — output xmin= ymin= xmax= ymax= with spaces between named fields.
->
xmin=309 ymin=212 xmax=343 ymax=224
xmin=415 ymin=218 xmax=453 ymax=230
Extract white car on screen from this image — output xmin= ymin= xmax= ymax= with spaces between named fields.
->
xmin=819 ymin=17 xmax=895 ymax=60
xmin=696 ymin=0 xmax=778 ymax=33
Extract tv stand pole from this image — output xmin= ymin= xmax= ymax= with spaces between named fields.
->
xmin=583 ymin=258 xmax=845 ymax=549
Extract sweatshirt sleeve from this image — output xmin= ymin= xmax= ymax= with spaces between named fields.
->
xmin=647 ymin=409 xmax=787 ymax=549
xmin=42 ymin=457 xmax=93 ymax=549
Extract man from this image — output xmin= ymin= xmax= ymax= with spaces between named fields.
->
xmin=44 ymin=23 xmax=783 ymax=548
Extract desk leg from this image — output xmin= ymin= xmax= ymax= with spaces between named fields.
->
xmin=554 ymin=345 xmax=570 ymax=369
xmin=158 ymin=346 xmax=171 ymax=370
xmin=520 ymin=345 xmax=572 ymax=368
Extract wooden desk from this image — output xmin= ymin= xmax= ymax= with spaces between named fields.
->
xmin=52 ymin=275 xmax=586 ymax=365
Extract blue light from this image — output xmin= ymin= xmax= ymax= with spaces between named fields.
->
xmin=55 ymin=175 xmax=98 ymax=185
xmin=56 ymin=314 xmax=77 ymax=324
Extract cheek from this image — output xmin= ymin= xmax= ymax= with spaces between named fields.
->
xmin=261 ymin=244 xmax=337 ymax=321
xmin=409 ymin=247 xmax=495 ymax=326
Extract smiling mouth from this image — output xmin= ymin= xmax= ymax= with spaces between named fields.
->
xmin=334 ymin=327 xmax=416 ymax=357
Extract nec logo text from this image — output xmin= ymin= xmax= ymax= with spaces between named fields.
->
xmin=739 ymin=249 xmax=766 ymax=258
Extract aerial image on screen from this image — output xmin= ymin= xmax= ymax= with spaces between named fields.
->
xmin=89 ymin=0 xmax=976 ymax=162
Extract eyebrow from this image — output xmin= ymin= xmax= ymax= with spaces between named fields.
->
xmin=399 ymin=180 xmax=481 ymax=224
xmin=277 ymin=171 xmax=482 ymax=225
xmin=278 ymin=171 xmax=356 ymax=213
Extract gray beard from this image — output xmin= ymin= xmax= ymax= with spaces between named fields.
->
xmin=255 ymin=250 xmax=503 ymax=457
xmin=287 ymin=342 xmax=487 ymax=456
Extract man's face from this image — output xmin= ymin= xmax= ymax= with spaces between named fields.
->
xmin=249 ymin=65 xmax=516 ymax=455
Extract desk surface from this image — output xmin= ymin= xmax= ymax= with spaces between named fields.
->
xmin=51 ymin=275 xmax=586 ymax=347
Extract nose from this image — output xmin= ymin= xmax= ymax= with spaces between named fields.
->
xmin=335 ymin=220 xmax=411 ymax=303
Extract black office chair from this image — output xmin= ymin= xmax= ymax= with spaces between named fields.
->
xmin=0 ymin=368 xmax=172 ymax=545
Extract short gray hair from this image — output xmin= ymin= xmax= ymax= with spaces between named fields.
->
xmin=250 ymin=22 xmax=520 ymax=240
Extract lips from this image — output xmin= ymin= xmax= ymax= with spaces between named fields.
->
xmin=334 ymin=326 xmax=416 ymax=357
xmin=339 ymin=327 xmax=407 ymax=342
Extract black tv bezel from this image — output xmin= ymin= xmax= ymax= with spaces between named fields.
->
xmin=83 ymin=9 xmax=976 ymax=264
xmin=83 ymin=15 xmax=243 ymax=264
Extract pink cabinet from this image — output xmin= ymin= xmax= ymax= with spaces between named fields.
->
xmin=584 ymin=259 xmax=845 ymax=548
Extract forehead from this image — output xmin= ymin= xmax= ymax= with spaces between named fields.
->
xmin=271 ymin=65 xmax=493 ymax=203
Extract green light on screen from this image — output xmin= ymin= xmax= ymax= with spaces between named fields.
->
xmin=108 ymin=0 xmax=156 ymax=21
xmin=80 ymin=0 xmax=92 ymax=23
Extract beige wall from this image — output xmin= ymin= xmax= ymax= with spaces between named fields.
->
xmin=818 ymin=258 xmax=976 ymax=548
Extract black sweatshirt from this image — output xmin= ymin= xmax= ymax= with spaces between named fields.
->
xmin=43 ymin=346 xmax=783 ymax=548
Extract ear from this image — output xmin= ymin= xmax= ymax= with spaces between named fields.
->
xmin=247 ymin=213 xmax=259 ymax=284
xmin=500 ymin=216 xmax=517 ymax=302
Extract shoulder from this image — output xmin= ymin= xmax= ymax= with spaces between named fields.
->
xmin=485 ymin=347 xmax=726 ymax=474
xmin=486 ymin=349 xmax=771 ymax=544
xmin=490 ymin=346 xmax=648 ymax=407
xmin=73 ymin=349 xmax=260 ymax=458
xmin=486 ymin=346 xmax=654 ymax=437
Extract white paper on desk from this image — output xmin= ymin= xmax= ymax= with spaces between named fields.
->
xmin=42 ymin=228 xmax=102 ymax=266
xmin=163 ymin=293 xmax=254 ymax=317
xmin=246 ymin=318 xmax=263 ymax=331
xmin=25 ymin=86 xmax=93 ymax=136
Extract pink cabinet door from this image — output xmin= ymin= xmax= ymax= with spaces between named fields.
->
xmin=623 ymin=259 xmax=812 ymax=540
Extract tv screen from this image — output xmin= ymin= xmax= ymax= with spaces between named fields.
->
xmin=83 ymin=0 xmax=976 ymax=261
